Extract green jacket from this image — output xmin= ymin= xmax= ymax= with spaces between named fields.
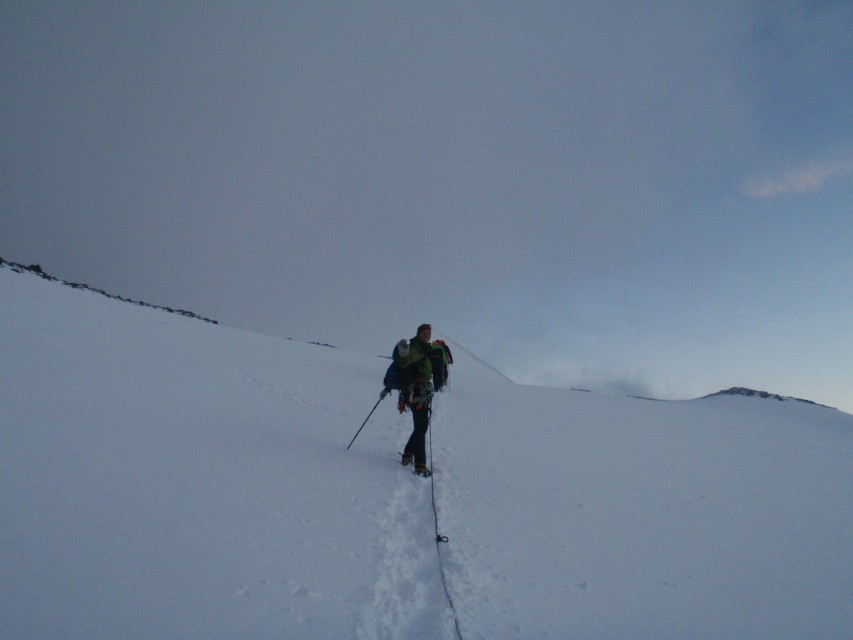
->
xmin=394 ymin=336 xmax=433 ymax=383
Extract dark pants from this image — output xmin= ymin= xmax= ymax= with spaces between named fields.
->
xmin=403 ymin=405 xmax=430 ymax=466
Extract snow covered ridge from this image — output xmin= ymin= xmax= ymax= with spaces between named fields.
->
xmin=3 ymin=257 xmax=838 ymax=411
xmin=703 ymin=386 xmax=835 ymax=409
xmin=0 ymin=257 xmax=218 ymax=325
xmin=3 ymin=256 xmax=840 ymax=414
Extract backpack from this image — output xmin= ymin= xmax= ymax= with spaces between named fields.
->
xmin=384 ymin=338 xmax=432 ymax=391
xmin=383 ymin=341 xmax=408 ymax=390
xmin=429 ymin=343 xmax=448 ymax=368
xmin=383 ymin=361 xmax=403 ymax=390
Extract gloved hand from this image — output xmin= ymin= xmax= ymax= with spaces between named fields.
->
xmin=380 ymin=386 xmax=391 ymax=400
xmin=396 ymin=339 xmax=409 ymax=358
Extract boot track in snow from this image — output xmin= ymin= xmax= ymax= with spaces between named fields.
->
xmin=357 ymin=398 xmax=462 ymax=640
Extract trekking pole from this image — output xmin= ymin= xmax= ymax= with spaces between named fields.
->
xmin=347 ymin=389 xmax=390 ymax=450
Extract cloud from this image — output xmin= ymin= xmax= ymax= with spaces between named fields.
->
xmin=744 ymin=157 xmax=853 ymax=198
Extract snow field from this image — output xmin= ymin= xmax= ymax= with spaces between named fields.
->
xmin=2 ymin=264 xmax=852 ymax=639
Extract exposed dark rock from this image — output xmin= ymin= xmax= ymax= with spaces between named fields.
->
xmin=704 ymin=387 xmax=831 ymax=409
xmin=1 ymin=257 xmax=217 ymax=325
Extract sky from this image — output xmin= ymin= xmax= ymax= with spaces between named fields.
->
xmin=2 ymin=1 xmax=851 ymax=413
xmin=3 ymin=263 xmax=852 ymax=637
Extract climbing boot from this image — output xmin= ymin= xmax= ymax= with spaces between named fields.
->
xmin=414 ymin=464 xmax=431 ymax=477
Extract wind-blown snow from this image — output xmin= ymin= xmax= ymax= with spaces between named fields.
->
xmin=2 ymin=265 xmax=852 ymax=639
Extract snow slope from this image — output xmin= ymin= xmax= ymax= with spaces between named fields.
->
xmin=2 ymin=265 xmax=852 ymax=639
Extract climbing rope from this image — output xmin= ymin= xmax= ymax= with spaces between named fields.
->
xmin=427 ymin=406 xmax=464 ymax=640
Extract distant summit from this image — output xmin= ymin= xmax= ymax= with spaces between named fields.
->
xmin=704 ymin=387 xmax=832 ymax=410
xmin=0 ymin=257 xmax=217 ymax=325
